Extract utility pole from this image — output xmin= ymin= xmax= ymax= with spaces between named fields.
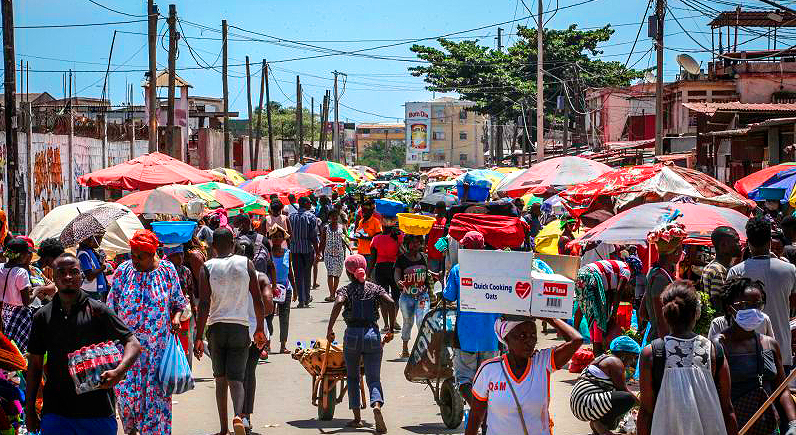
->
xmin=254 ymin=59 xmax=266 ymax=170
xmin=536 ymin=0 xmax=545 ymax=163
xmin=166 ymin=4 xmax=177 ymax=158
xmin=655 ymin=0 xmax=666 ymax=156
xmin=310 ymin=96 xmax=315 ymax=155
xmin=495 ymin=27 xmax=504 ymax=164
xmin=245 ymin=56 xmax=253 ymax=171
xmin=296 ymin=76 xmax=303 ymax=164
xmin=264 ymin=61 xmax=275 ymax=170
xmin=147 ymin=0 xmax=158 ymax=153
xmin=3 ymin=0 xmax=18 ymax=230
xmin=332 ymin=71 xmax=345 ymax=163
xmin=222 ymin=19 xmax=230 ymax=167
xmin=320 ymin=91 xmax=329 ymax=157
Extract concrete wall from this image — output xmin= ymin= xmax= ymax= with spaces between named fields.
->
xmin=737 ymin=75 xmax=796 ymax=103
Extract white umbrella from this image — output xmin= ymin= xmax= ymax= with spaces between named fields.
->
xmin=30 ymin=200 xmax=144 ymax=255
xmin=265 ymin=164 xmax=301 ymax=179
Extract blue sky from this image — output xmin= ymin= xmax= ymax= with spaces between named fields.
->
xmin=12 ymin=0 xmax=796 ymax=123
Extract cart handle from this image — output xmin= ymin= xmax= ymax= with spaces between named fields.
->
xmin=320 ymin=339 xmax=332 ymax=378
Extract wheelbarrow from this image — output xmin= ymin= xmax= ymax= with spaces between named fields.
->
xmin=404 ymin=304 xmax=465 ymax=429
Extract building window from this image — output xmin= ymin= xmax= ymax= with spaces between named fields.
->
xmin=361 ymin=128 xmax=371 ymax=134
xmin=459 ymin=110 xmax=467 ymax=120
xmin=459 ymin=132 xmax=467 ymax=140
xmin=460 ymin=153 xmax=467 ymax=161
xmin=433 ymin=106 xmax=445 ymax=120
xmin=432 ymin=131 xmax=445 ymax=140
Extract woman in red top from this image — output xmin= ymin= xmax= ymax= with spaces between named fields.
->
xmin=425 ymin=201 xmax=448 ymax=286
xmin=368 ymin=218 xmax=404 ymax=333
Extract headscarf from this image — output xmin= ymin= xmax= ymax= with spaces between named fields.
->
xmin=624 ymin=255 xmax=643 ymax=275
xmin=647 ymin=222 xmax=687 ymax=254
xmin=610 ymin=335 xmax=641 ymax=354
xmin=460 ymin=231 xmax=485 ymax=249
xmin=494 ymin=318 xmax=526 ymax=346
xmin=209 ymin=208 xmax=233 ymax=232
xmin=16 ymin=236 xmax=34 ymax=249
xmin=162 ymin=244 xmax=183 ymax=256
xmin=129 ymin=229 xmax=159 ymax=254
xmin=344 ymin=254 xmax=367 ymax=283
xmin=560 ymin=217 xmax=577 ymax=231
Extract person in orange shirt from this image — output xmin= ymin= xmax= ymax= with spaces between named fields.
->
xmin=355 ymin=199 xmax=383 ymax=272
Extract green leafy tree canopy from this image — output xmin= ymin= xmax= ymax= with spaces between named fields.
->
xmin=358 ymin=140 xmax=405 ymax=171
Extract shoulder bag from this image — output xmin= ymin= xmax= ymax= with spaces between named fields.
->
xmin=501 ymin=362 xmax=530 ymax=435
xmin=732 ymin=334 xmax=778 ymax=435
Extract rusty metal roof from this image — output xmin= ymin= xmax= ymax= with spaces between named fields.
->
xmin=683 ymin=102 xmax=796 ymax=116
xmin=709 ymin=10 xmax=796 ymax=28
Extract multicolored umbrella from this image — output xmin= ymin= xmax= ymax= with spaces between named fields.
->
xmin=734 ymin=162 xmax=796 ymax=197
xmin=494 ymin=156 xmax=611 ymax=198
xmin=160 ymin=184 xmax=244 ymax=210
xmin=559 ymin=164 xmax=753 ymax=224
xmin=59 ymin=206 xmax=130 ymax=247
xmin=265 ymin=164 xmax=301 ymax=179
xmin=208 ymin=168 xmax=246 ymax=186
xmin=117 ymin=189 xmax=189 ymax=216
xmin=195 ymin=182 xmax=268 ymax=213
xmin=243 ymin=170 xmax=271 ymax=179
xmin=298 ymin=161 xmax=358 ymax=182
xmin=77 ymin=152 xmax=215 ymax=190
xmin=426 ymin=167 xmax=465 ymax=181
xmin=534 ymin=219 xmax=585 ymax=255
xmin=575 ymin=202 xmax=749 ymax=246
xmin=240 ymin=176 xmax=311 ymax=202
xmin=273 ymin=172 xmax=332 ymax=190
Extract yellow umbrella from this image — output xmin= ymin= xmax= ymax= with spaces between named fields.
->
xmin=209 ymin=168 xmax=246 ymax=186
xmin=494 ymin=167 xmax=521 ymax=174
xmin=534 ymin=219 xmax=584 ymax=254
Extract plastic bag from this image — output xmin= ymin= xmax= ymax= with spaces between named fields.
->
xmin=272 ymin=284 xmax=287 ymax=303
xmin=157 ymin=333 xmax=194 ymax=395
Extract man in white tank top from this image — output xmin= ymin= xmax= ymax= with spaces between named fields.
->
xmin=194 ymin=228 xmax=266 ymax=435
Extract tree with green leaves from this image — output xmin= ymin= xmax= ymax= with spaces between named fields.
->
xmin=409 ymin=24 xmax=644 ymax=148
xmin=357 ymin=140 xmax=405 ymax=171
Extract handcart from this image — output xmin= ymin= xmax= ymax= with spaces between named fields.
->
xmin=292 ymin=339 xmax=366 ymax=420
xmin=404 ymin=304 xmax=465 ymax=429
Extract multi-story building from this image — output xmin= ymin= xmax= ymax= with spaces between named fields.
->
xmin=405 ymin=97 xmax=488 ymax=168
xmin=355 ymin=123 xmax=405 ymax=158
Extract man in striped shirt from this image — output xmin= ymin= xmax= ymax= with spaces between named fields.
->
xmin=288 ymin=196 xmax=320 ymax=308
xmin=574 ymin=259 xmax=633 ymax=355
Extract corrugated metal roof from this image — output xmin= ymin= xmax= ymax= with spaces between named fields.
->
xmin=683 ymin=102 xmax=796 ymax=115
xmin=709 ymin=11 xmax=796 ymax=28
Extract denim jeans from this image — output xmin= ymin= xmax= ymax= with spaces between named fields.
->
xmin=292 ymin=252 xmax=314 ymax=304
xmin=343 ymin=326 xmax=384 ymax=410
xmin=398 ymin=293 xmax=431 ymax=342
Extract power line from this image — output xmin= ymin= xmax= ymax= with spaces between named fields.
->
xmin=14 ymin=18 xmax=149 ymax=29
xmin=86 ymin=0 xmax=146 ymax=17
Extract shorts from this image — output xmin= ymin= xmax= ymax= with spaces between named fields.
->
xmin=453 ymin=349 xmax=500 ymax=387
xmin=374 ymin=262 xmax=399 ymax=302
xmin=41 ymin=414 xmax=117 ymax=435
xmin=207 ymin=322 xmax=250 ymax=382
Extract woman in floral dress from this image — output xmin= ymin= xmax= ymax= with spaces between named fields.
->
xmin=320 ymin=208 xmax=347 ymax=302
xmin=107 ymin=230 xmax=187 ymax=435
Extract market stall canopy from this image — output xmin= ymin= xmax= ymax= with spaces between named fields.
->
xmin=448 ymin=213 xmax=529 ymax=249
xmin=30 ymin=200 xmax=143 ymax=255
xmin=271 ymin=172 xmax=332 ymax=190
xmin=733 ymin=163 xmax=796 ymax=204
xmin=298 ymin=161 xmax=358 ymax=182
xmin=195 ymin=182 xmax=268 ymax=214
xmin=265 ymin=164 xmax=301 ymax=179
xmin=208 ymin=167 xmax=246 ymax=186
xmin=575 ymin=202 xmax=749 ymax=246
xmin=494 ymin=156 xmax=612 ymax=198
xmin=240 ymin=176 xmax=311 ymax=202
xmin=243 ymin=170 xmax=271 ymax=179
xmin=559 ymin=164 xmax=753 ymax=224
xmin=425 ymin=167 xmax=465 ymax=181
xmin=117 ymin=189 xmax=189 ymax=216
xmin=77 ymin=152 xmax=215 ymax=190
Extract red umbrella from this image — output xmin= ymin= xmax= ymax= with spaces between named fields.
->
xmin=276 ymin=172 xmax=332 ymax=190
xmin=77 ymin=152 xmax=215 ymax=190
xmin=494 ymin=156 xmax=611 ymax=198
xmin=426 ymin=167 xmax=465 ymax=181
xmin=240 ymin=177 xmax=311 ymax=203
xmin=244 ymin=170 xmax=271 ymax=179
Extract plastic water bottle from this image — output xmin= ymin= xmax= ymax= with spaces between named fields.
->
xmin=332 ymin=341 xmax=338 ymax=346
xmin=310 ymin=340 xmax=316 ymax=348
xmin=463 ymin=409 xmax=469 ymax=428
xmin=296 ymin=341 xmax=305 ymax=349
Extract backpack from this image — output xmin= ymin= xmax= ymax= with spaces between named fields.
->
xmin=651 ymin=337 xmax=724 ymax=395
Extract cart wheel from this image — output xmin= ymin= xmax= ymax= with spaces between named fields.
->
xmin=440 ymin=378 xmax=464 ymax=429
xmin=317 ymin=382 xmax=337 ymax=421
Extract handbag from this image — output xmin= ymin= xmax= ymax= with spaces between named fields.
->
xmin=157 ymin=332 xmax=194 ymax=395
xmin=501 ymin=362 xmax=530 ymax=435
xmin=733 ymin=334 xmax=778 ymax=435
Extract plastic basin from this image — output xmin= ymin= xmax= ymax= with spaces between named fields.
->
xmin=397 ymin=213 xmax=436 ymax=236
xmin=375 ymin=199 xmax=406 ymax=218
xmin=151 ymin=221 xmax=197 ymax=245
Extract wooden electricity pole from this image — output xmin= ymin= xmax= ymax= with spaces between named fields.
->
xmin=296 ymin=75 xmax=303 ymax=164
xmin=147 ymin=0 xmax=158 ymax=153
xmin=536 ymin=0 xmax=545 ymax=162
xmin=222 ymin=19 xmax=230 ymax=167
xmin=2 ymin=0 xmax=18 ymax=229
xmin=310 ymin=96 xmax=315 ymax=156
xmin=264 ymin=61 xmax=275 ymax=170
xmin=654 ymin=0 xmax=666 ymax=156
xmin=245 ymin=56 xmax=253 ymax=171
xmin=166 ymin=4 xmax=177 ymax=157
xmin=254 ymin=59 xmax=266 ymax=170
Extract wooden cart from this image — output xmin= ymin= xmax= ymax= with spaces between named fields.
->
xmin=294 ymin=340 xmax=366 ymax=420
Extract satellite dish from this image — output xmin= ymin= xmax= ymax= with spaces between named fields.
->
xmin=677 ymin=54 xmax=701 ymax=75
xmin=644 ymin=71 xmax=656 ymax=83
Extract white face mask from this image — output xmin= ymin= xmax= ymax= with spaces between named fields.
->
xmin=735 ymin=308 xmax=766 ymax=331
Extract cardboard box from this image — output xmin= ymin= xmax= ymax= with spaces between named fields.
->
xmin=535 ymin=253 xmax=581 ymax=281
xmin=458 ymin=249 xmax=534 ymax=316
xmin=530 ymin=271 xmax=576 ymax=319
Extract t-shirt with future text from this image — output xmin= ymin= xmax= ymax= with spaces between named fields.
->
xmin=471 ymin=349 xmax=557 ymax=435
xmin=395 ymin=253 xmax=430 ymax=297
xmin=727 ymin=257 xmax=796 ymax=365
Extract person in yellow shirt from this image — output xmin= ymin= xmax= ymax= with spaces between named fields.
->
xmin=355 ymin=199 xmax=383 ymax=271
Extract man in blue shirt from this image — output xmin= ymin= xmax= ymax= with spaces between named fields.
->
xmin=441 ymin=231 xmax=500 ymax=406
xmin=76 ymin=234 xmax=109 ymax=300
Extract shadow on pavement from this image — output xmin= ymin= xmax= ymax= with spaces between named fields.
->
xmin=286 ymin=419 xmax=374 ymax=434
xmin=400 ymin=423 xmax=464 ymax=434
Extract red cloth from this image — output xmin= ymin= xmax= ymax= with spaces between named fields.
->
xmin=448 ymin=214 xmax=529 ymax=249
xmin=426 ymin=217 xmax=447 ymax=260
xmin=77 ymin=152 xmax=215 ymax=190
xmin=371 ymin=234 xmax=403 ymax=263
xmin=129 ymin=229 xmax=159 ymax=254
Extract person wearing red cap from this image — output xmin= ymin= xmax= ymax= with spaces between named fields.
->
xmin=107 ymin=229 xmax=188 ymax=435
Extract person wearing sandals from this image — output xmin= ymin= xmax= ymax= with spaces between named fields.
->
xmin=716 ymin=277 xmax=796 ymax=435
xmin=466 ymin=317 xmax=582 ymax=435
xmin=320 ymin=208 xmax=348 ymax=303
xmin=394 ymin=234 xmax=436 ymax=358
xmin=570 ymin=336 xmax=640 ymax=435
xmin=269 ymin=225 xmax=296 ymax=354
xmin=326 ymin=254 xmax=396 ymax=433
xmin=368 ymin=218 xmax=403 ymax=332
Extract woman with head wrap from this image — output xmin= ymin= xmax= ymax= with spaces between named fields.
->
xmin=558 ymin=216 xmax=578 ymax=255
xmin=107 ymin=229 xmax=187 ymax=435
xmin=644 ymin=221 xmax=687 ymax=340
xmin=326 ymin=254 xmax=396 ymax=433
xmin=570 ymin=336 xmax=640 ymax=435
xmin=466 ymin=317 xmax=582 ymax=435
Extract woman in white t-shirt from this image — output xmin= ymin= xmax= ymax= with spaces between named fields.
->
xmin=0 ymin=238 xmax=33 ymax=352
xmin=466 ymin=317 xmax=583 ymax=435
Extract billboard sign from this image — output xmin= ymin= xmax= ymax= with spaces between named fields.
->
xmin=405 ymin=102 xmax=431 ymax=164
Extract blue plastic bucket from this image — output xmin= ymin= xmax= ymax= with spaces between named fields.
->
xmin=150 ymin=221 xmax=197 ymax=245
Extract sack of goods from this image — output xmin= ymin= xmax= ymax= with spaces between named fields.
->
xmin=292 ymin=339 xmax=346 ymax=376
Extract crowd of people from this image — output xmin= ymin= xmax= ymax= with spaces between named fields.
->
xmin=3 ymin=176 xmax=796 ymax=435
